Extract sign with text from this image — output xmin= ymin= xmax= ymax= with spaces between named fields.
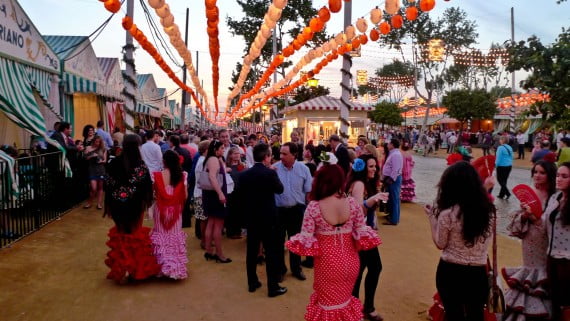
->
xmin=0 ymin=0 xmax=59 ymax=72
xmin=356 ymin=70 xmax=368 ymax=86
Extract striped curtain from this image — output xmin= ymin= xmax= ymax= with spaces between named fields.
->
xmin=0 ymin=57 xmax=71 ymax=177
xmin=0 ymin=150 xmax=19 ymax=197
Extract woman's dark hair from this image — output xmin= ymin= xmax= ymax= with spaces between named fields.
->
xmin=344 ymin=154 xmax=379 ymax=198
xmin=381 ymin=143 xmax=389 ymax=167
xmin=314 ymin=144 xmax=327 ymax=165
xmin=82 ymin=124 xmax=94 ymax=139
xmin=305 ymin=143 xmax=316 ymax=159
xmin=310 ymin=164 xmax=345 ymax=200
xmin=532 ymin=160 xmax=557 ymax=199
xmin=204 ymin=139 xmax=224 ymax=165
xmin=121 ymin=134 xmax=144 ymax=175
xmin=435 ymin=161 xmax=494 ymax=247
xmin=559 ymin=162 xmax=570 ymax=225
xmin=163 ymin=150 xmax=183 ymax=187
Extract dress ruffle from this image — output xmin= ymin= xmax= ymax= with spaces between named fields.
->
xmin=401 ymin=178 xmax=416 ymax=202
xmin=304 ymin=294 xmax=363 ymax=321
xmin=352 ymin=227 xmax=382 ymax=251
xmin=502 ymin=267 xmax=549 ymax=297
xmin=105 ymin=226 xmax=160 ymax=282
xmin=501 ymin=266 xmax=551 ymax=319
xmin=286 ymin=232 xmax=320 ymax=256
xmin=151 ymin=230 xmax=188 ymax=280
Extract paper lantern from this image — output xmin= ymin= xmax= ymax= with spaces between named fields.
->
xmin=148 ymin=0 xmax=165 ymax=9
xmin=335 ymin=32 xmax=346 ymax=45
xmin=283 ymin=46 xmax=294 ymax=57
xmin=356 ymin=18 xmax=368 ymax=33
xmin=268 ymin=4 xmax=282 ymax=22
xmin=292 ymin=39 xmax=302 ymax=50
xmin=160 ymin=14 xmax=174 ymax=28
xmin=329 ymin=0 xmax=342 ymax=13
xmin=370 ymin=7 xmax=383 ymax=24
xmin=345 ymin=25 xmax=355 ymax=40
xmin=351 ymin=37 xmax=361 ymax=49
xmin=322 ymin=42 xmax=331 ymax=52
xmin=370 ymin=28 xmax=380 ymax=41
xmin=385 ymin=0 xmax=400 ymax=15
xmin=328 ymin=38 xmax=337 ymax=49
xmin=420 ymin=0 xmax=435 ymax=12
xmin=318 ymin=7 xmax=331 ymax=22
xmin=205 ymin=0 xmax=217 ymax=8
xmin=405 ymin=7 xmax=418 ymax=21
xmin=273 ymin=0 xmax=288 ymax=10
xmin=391 ymin=15 xmax=403 ymax=28
xmin=379 ymin=21 xmax=391 ymax=34
xmin=104 ymin=0 xmax=121 ymax=13
xmin=260 ymin=24 xmax=271 ymax=39
xmin=122 ymin=16 xmax=133 ymax=30
xmin=264 ymin=14 xmax=277 ymax=28
xmin=156 ymin=4 xmax=170 ymax=18
xmin=359 ymin=34 xmax=368 ymax=45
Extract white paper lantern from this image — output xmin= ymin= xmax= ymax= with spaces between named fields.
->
xmin=264 ymin=14 xmax=277 ymax=29
xmin=273 ymin=0 xmax=288 ymax=10
xmin=385 ymin=0 xmax=400 ymax=15
xmin=156 ymin=4 xmax=170 ymax=18
xmin=161 ymin=14 xmax=174 ymax=28
xmin=329 ymin=38 xmax=337 ymax=49
xmin=335 ymin=33 xmax=346 ymax=45
xmin=345 ymin=25 xmax=356 ymax=40
xmin=356 ymin=18 xmax=368 ymax=33
xmin=322 ymin=42 xmax=331 ymax=52
xmin=315 ymin=47 xmax=324 ymax=57
xmin=370 ymin=7 xmax=383 ymax=24
xmin=148 ymin=0 xmax=165 ymax=9
xmin=308 ymin=50 xmax=316 ymax=60
xmin=268 ymin=5 xmax=281 ymax=22
xmin=261 ymin=24 xmax=271 ymax=39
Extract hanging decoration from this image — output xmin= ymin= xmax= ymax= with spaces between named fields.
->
xmin=205 ymin=0 xmax=221 ymax=116
xmin=329 ymin=0 xmax=342 ymax=13
xmin=453 ymin=48 xmax=510 ymax=67
xmin=104 ymin=0 xmax=121 ymax=13
xmin=419 ymin=0 xmax=436 ymax=12
xmin=379 ymin=21 xmax=391 ymax=35
xmin=385 ymin=0 xmax=400 ymax=15
xmin=405 ymin=6 xmax=418 ymax=21
xmin=370 ymin=7 xmax=383 ymax=24
xmin=147 ymin=0 xmax=211 ymax=115
xmin=426 ymin=38 xmax=445 ymax=61
xmin=391 ymin=14 xmax=404 ymax=29
xmin=496 ymin=92 xmax=550 ymax=109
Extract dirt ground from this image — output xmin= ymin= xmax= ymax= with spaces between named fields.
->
xmin=0 ymin=202 xmax=522 ymax=321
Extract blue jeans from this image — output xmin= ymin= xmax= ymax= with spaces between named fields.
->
xmin=387 ymin=175 xmax=402 ymax=224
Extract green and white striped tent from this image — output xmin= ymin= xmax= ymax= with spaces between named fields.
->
xmin=0 ymin=150 xmax=18 ymax=197
xmin=0 ymin=56 xmax=71 ymax=177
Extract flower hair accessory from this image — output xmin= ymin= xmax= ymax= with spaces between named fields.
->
xmin=318 ymin=151 xmax=338 ymax=165
xmin=352 ymin=158 xmax=365 ymax=172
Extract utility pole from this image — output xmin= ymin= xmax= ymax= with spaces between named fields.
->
xmin=123 ymin=0 xmax=137 ymax=132
xmin=271 ymin=27 xmax=278 ymax=133
xmin=509 ymin=7 xmax=516 ymax=132
xmin=339 ymin=0 xmax=352 ymax=143
xmin=180 ymin=8 xmax=189 ymax=131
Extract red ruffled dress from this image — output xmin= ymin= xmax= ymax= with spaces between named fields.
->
xmin=150 ymin=171 xmax=188 ymax=280
xmin=286 ymin=197 xmax=382 ymax=321
xmin=104 ymin=161 xmax=160 ymax=283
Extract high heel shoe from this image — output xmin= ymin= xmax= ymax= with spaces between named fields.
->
xmin=215 ymin=256 xmax=232 ymax=264
xmin=204 ymin=252 xmax=215 ymax=261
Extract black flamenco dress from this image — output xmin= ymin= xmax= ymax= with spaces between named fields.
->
xmin=104 ymin=156 xmax=160 ymax=282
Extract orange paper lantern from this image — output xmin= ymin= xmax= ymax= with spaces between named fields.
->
xmin=283 ymin=46 xmax=294 ymax=57
xmin=406 ymin=7 xmax=419 ymax=21
xmin=420 ymin=0 xmax=436 ymax=12
xmin=359 ymin=34 xmax=368 ymax=45
xmin=329 ymin=0 xmax=342 ymax=13
xmin=104 ymin=0 xmax=121 ymax=13
xmin=370 ymin=28 xmax=380 ymax=41
xmin=122 ymin=16 xmax=133 ymax=30
xmin=318 ymin=7 xmax=331 ymax=22
xmin=391 ymin=15 xmax=403 ymax=29
xmin=379 ymin=22 xmax=391 ymax=35
xmin=351 ymin=37 xmax=361 ymax=49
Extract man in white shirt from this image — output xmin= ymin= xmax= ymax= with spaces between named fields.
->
xmin=140 ymin=130 xmax=163 ymax=178
xmin=245 ymin=134 xmax=258 ymax=168
xmin=516 ymin=130 xmax=527 ymax=159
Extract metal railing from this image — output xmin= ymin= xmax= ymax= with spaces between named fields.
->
xmin=1 ymin=151 xmax=80 ymax=248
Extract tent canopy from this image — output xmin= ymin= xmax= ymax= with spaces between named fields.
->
xmin=284 ymin=96 xmax=373 ymax=113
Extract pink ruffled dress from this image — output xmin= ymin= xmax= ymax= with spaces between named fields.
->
xmin=286 ymin=197 xmax=381 ymax=321
xmin=501 ymin=211 xmax=551 ymax=320
xmin=150 ymin=172 xmax=188 ymax=280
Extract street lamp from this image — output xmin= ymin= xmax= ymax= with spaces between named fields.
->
xmin=307 ymin=78 xmax=319 ymax=88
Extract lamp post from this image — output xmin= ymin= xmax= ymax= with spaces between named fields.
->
xmin=307 ymin=78 xmax=319 ymax=89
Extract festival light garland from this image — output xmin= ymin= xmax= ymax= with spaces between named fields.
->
xmin=496 ymin=92 xmax=550 ymax=108
xmin=453 ymin=48 xmax=510 ymax=67
xmin=205 ymin=0 xmax=221 ymax=116
xmin=146 ymin=0 xmax=211 ymax=113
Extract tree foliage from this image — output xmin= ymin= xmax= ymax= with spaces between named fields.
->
xmin=226 ymin=0 xmax=330 ymax=93
xmin=369 ymin=101 xmax=403 ymax=128
xmin=442 ymin=89 xmax=497 ymax=125
xmin=292 ymin=85 xmax=330 ymax=104
xmin=375 ymin=60 xmax=417 ymax=102
xmin=506 ymin=27 xmax=570 ymax=127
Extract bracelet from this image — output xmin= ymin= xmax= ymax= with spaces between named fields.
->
xmin=363 ymin=200 xmax=371 ymax=209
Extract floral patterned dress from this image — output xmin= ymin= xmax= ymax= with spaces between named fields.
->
xmin=286 ymin=197 xmax=381 ymax=321
xmin=150 ymin=171 xmax=188 ymax=280
xmin=501 ymin=211 xmax=551 ymax=320
xmin=401 ymin=153 xmax=415 ymax=202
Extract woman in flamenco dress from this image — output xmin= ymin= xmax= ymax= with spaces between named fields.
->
xmin=286 ymin=163 xmax=382 ymax=321
xmin=502 ymin=160 xmax=557 ymax=320
xmin=151 ymin=150 xmax=188 ymax=280
xmin=400 ymin=141 xmax=416 ymax=202
xmin=104 ymin=134 xmax=160 ymax=284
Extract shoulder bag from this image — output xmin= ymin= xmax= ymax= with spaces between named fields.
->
xmin=197 ymin=160 xmax=224 ymax=191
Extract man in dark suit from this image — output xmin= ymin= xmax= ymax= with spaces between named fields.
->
xmin=329 ymin=134 xmax=350 ymax=175
xmin=234 ymin=143 xmax=287 ymax=297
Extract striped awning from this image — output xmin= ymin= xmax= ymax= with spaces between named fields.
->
xmin=135 ymin=102 xmax=161 ymax=118
xmin=284 ymin=96 xmax=373 ymax=113
xmin=0 ymin=57 xmax=71 ymax=177
xmin=0 ymin=150 xmax=19 ymax=197
xmin=63 ymin=72 xmax=98 ymax=94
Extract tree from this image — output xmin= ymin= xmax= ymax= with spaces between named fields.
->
xmin=442 ymin=89 xmax=497 ymax=128
xmin=380 ymin=7 xmax=479 ymax=130
xmin=292 ymin=85 xmax=330 ymax=104
xmin=373 ymin=59 xmax=418 ymax=102
xmin=369 ymin=101 xmax=403 ymax=129
xmin=226 ymin=0 xmax=330 ymax=93
xmin=506 ymin=27 xmax=570 ymax=128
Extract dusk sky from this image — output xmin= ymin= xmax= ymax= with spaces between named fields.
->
xmin=19 ymin=0 xmax=570 ymax=114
